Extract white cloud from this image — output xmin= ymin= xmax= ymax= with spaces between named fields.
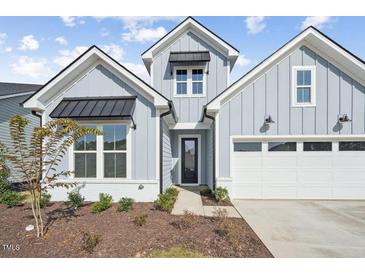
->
xmin=0 ymin=32 xmax=7 ymax=45
xmin=5 ymin=47 xmax=12 ymax=53
xmin=122 ymin=62 xmax=150 ymax=82
xmin=301 ymin=16 xmax=333 ymax=30
xmin=60 ymin=16 xmax=85 ymax=27
xmin=236 ymin=55 xmax=252 ymax=67
xmin=55 ymin=36 xmax=68 ymax=45
xmin=246 ymin=16 xmax=266 ymax=34
xmin=100 ymin=44 xmax=124 ymax=61
xmin=53 ymin=46 xmax=88 ymax=67
xmin=122 ymin=26 xmax=167 ymax=43
xmin=11 ymin=56 xmax=53 ymax=79
xmin=19 ymin=35 xmax=39 ymax=51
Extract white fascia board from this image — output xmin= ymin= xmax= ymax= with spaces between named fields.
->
xmin=169 ymin=122 xmax=211 ymax=130
xmin=207 ymin=28 xmax=365 ymax=111
xmin=142 ymin=18 xmax=239 ymax=64
xmin=23 ymin=47 xmax=169 ymax=110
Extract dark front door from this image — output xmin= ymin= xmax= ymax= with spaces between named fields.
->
xmin=181 ymin=138 xmax=198 ymax=184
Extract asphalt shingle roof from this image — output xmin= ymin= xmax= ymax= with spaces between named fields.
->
xmin=0 ymin=82 xmax=43 ymax=97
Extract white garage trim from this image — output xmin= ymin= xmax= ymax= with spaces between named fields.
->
xmin=231 ymin=135 xmax=365 ymax=142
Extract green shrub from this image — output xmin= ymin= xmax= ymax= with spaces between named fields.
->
xmin=0 ymin=191 xmax=23 ymax=207
xmin=92 ymin=193 xmax=113 ymax=213
xmin=153 ymin=187 xmax=179 ymax=212
xmin=0 ymin=177 xmax=9 ymax=195
xmin=133 ymin=213 xmax=148 ymax=226
xmin=117 ymin=197 xmax=134 ymax=212
xmin=81 ymin=231 xmax=101 ymax=254
xmin=67 ymin=191 xmax=85 ymax=209
xmin=39 ymin=193 xmax=51 ymax=208
xmin=214 ymin=187 xmax=229 ymax=202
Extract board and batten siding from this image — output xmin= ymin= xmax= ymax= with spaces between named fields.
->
xmin=218 ymin=45 xmax=365 ymax=177
xmin=43 ymin=64 xmax=157 ymax=181
xmin=152 ymin=31 xmax=229 ymax=122
xmin=162 ymin=119 xmax=173 ymax=191
xmin=0 ymin=94 xmax=39 ymax=182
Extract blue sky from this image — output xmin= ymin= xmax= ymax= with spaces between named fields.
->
xmin=0 ymin=16 xmax=364 ymax=85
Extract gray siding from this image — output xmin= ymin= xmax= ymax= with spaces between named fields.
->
xmin=44 ymin=64 xmax=157 ymax=180
xmin=162 ymin=119 xmax=173 ymax=191
xmin=219 ymin=45 xmax=365 ymax=177
xmin=205 ymin=126 xmax=214 ymax=189
xmin=152 ymin=31 xmax=229 ymax=122
xmin=0 ymin=95 xmax=39 ymax=182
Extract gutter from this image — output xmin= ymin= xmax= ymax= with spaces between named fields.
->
xmin=201 ymin=106 xmax=216 ymax=191
xmin=159 ymin=100 xmax=176 ymax=194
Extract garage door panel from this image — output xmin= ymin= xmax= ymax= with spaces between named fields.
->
xmin=232 ymin=140 xmax=365 ymax=200
xmin=262 ymin=155 xmax=297 ymax=168
xmin=299 ymin=155 xmax=333 ymax=168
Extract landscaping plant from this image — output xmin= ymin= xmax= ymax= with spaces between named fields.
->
xmin=39 ymin=193 xmax=51 ymax=208
xmin=214 ymin=187 xmax=229 ymax=202
xmin=170 ymin=210 xmax=197 ymax=230
xmin=4 ymin=115 xmax=100 ymax=237
xmin=0 ymin=191 xmax=24 ymax=207
xmin=66 ymin=191 xmax=85 ymax=209
xmin=92 ymin=193 xmax=113 ymax=213
xmin=133 ymin=213 xmax=148 ymax=226
xmin=153 ymin=187 xmax=179 ymax=212
xmin=81 ymin=231 xmax=101 ymax=254
xmin=117 ymin=197 xmax=134 ymax=212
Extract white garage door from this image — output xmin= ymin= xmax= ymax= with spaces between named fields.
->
xmin=232 ymin=140 xmax=365 ymax=199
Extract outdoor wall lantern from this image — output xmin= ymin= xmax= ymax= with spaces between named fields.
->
xmin=264 ymin=115 xmax=275 ymax=124
xmin=338 ymin=114 xmax=352 ymax=123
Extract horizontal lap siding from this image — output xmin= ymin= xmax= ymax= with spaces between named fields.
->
xmin=44 ymin=65 xmax=157 ymax=180
xmin=219 ymin=45 xmax=365 ymax=177
xmin=152 ymin=31 xmax=228 ymax=122
xmin=0 ymin=95 xmax=39 ymax=182
xmin=162 ymin=120 xmax=172 ymax=191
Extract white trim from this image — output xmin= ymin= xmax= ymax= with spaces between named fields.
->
xmin=291 ymin=65 xmax=316 ymax=107
xmin=178 ymin=134 xmax=201 ymax=185
xmin=155 ymin=109 xmax=160 ymax=180
xmin=173 ymin=66 xmax=206 ymax=98
xmin=0 ymin=91 xmax=35 ymax=100
xmin=215 ymin=112 xmax=220 ymax=178
xmin=207 ymin=27 xmax=365 ymax=111
xmin=231 ymin=135 xmax=365 ymax=142
xmin=23 ymin=47 xmax=169 ymax=111
xmin=141 ymin=17 xmax=239 ymax=72
xmin=70 ymin=120 xmax=132 ymax=181
xmin=226 ymin=59 xmax=230 ymax=86
xmin=169 ymin=122 xmax=211 ymax=130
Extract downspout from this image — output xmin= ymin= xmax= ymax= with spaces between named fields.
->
xmin=201 ymin=106 xmax=216 ymax=191
xmin=159 ymin=101 xmax=175 ymax=194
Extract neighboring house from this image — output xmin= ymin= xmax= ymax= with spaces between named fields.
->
xmin=0 ymin=82 xmax=42 ymax=182
xmin=22 ymin=17 xmax=365 ymax=201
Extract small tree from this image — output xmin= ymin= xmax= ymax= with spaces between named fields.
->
xmin=5 ymin=115 xmax=100 ymax=237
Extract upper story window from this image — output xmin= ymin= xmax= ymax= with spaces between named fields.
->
xmin=292 ymin=66 xmax=316 ymax=107
xmin=174 ymin=67 xmax=206 ymax=97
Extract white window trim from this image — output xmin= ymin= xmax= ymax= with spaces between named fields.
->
xmin=292 ymin=65 xmax=316 ymax=107
xmin=177 ymin=134 xmax=201 ymax=185
xmin=173 ymin=66 xmax=206 ymax=98
xmin=69 ymin=120 xmax=132 ymax=181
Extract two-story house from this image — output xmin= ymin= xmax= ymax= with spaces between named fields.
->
xmin=23 ymin=17 xmax=365 ymax=201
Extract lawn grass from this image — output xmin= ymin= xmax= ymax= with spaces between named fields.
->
xmin=145 ymin=246 xmax=206 ymax=258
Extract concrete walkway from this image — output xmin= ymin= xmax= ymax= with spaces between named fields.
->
xmin=171 ymin=186 xmax=240 ymax=218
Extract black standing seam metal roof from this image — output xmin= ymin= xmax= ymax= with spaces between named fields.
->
xmin=49 ymin=96 xmax=137 ymax=119
xmin=169 ymin=51 xmax=211 ymax=62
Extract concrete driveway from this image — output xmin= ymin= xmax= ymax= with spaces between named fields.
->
xmin=233 ymin=200 xmax=365 ymax=258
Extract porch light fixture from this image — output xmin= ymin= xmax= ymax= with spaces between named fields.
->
xmin=338 ymin=114 xmax=352 ymax=123
xmin=264 ymin=115 xmax=275 ymax=124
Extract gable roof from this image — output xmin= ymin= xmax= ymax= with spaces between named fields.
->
xmin=206 ymin=26 xmax=365 ymax=111
xmin=23 ymin=45 xmax=170 ymax=111
xmin=0 ymin=82 xmax=43 ymax=99
xmin=141 ymin=16 xmax=240 ymax=73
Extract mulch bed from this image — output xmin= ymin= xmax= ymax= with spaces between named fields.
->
xmin=200 ymin=190 xmax=233 ymax=206
xmin=0 ymin=203 xmax=272 ymax=258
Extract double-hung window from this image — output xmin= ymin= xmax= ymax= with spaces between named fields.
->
xmin=174 ymin=67 xmax=205 ymax=97
xmin=74 ymin=125 xmax=97 ymax=178
xmin=103 ymin=125 xmax=127 ymax=178
xmin=292 ymin=66 xmax=316 ymax=106
xmin=73 ymin=124 xmax=128 ymax=179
